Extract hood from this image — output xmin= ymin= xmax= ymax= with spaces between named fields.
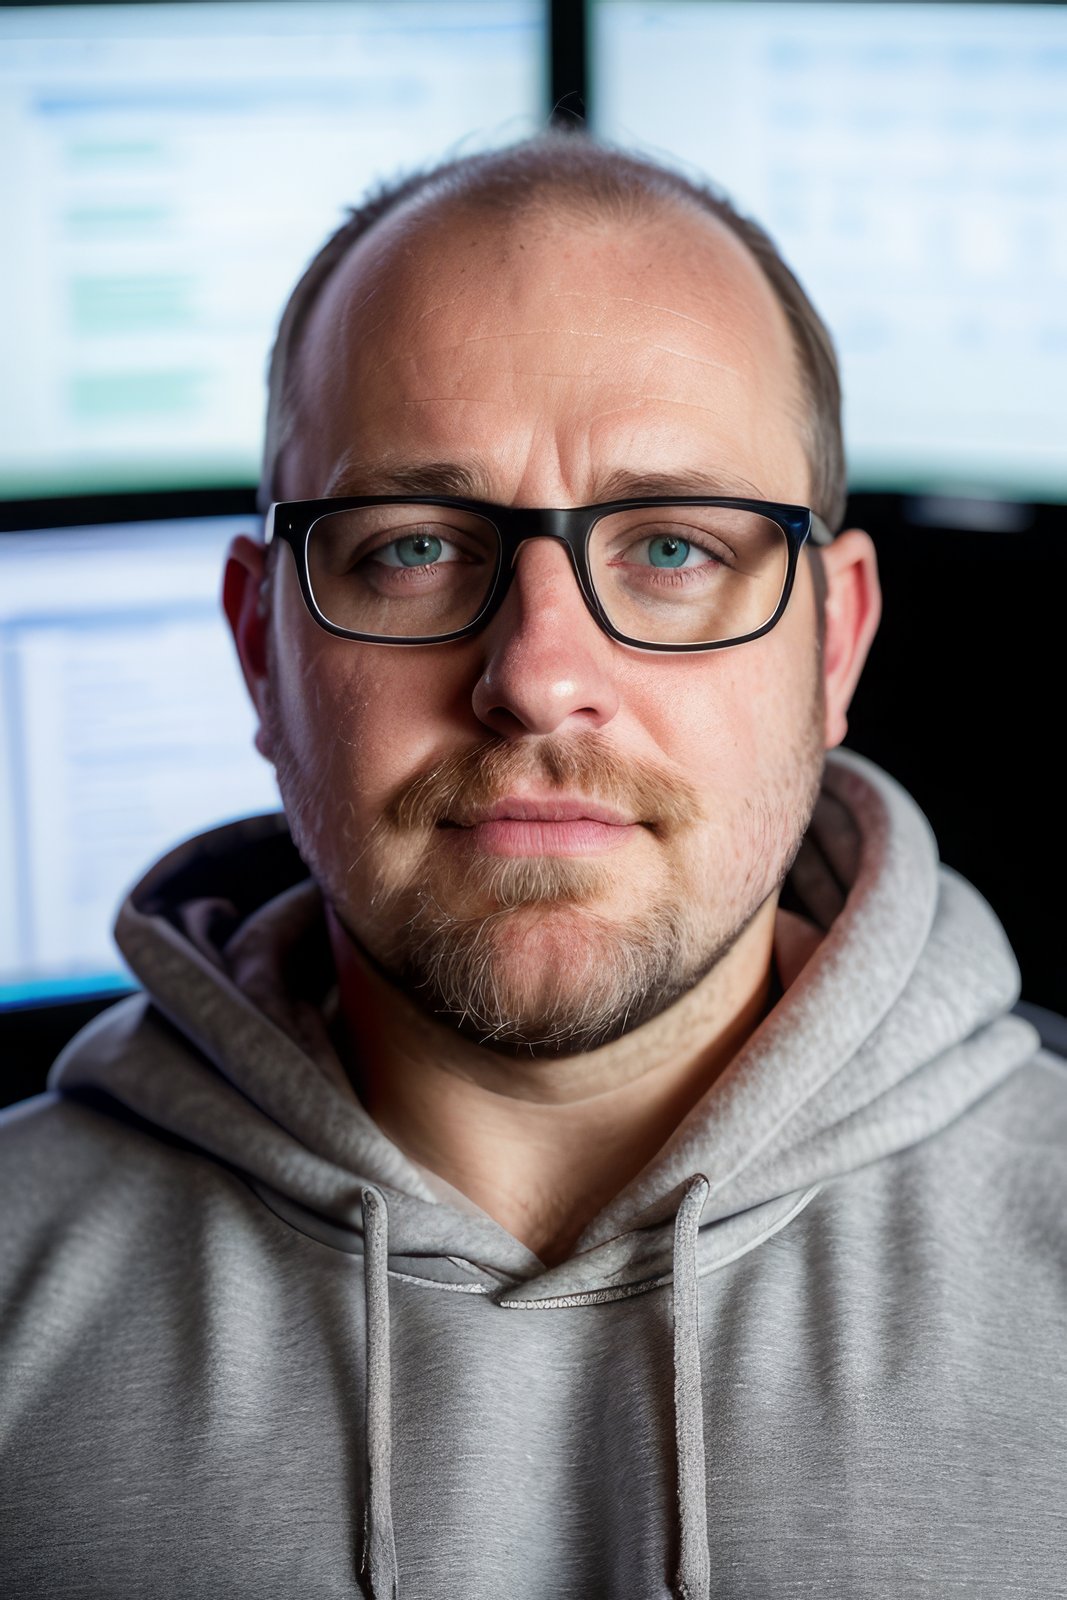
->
xmin=48 ymin=746 xmax=1040 ymax=1600
xmin=51 ymin=746 xmax=1036 ymax=1299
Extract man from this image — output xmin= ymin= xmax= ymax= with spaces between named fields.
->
xmin=1 ymin=135 xmax=1063 ymax=1599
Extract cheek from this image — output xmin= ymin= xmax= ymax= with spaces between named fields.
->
xmin=272 ymin=616 xmax=479 ymax=825
xmin=626 ymin=624 xmax=818 ymax=787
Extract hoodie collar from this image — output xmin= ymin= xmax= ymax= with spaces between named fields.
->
xmin=51 ymin=748 xmax=1038 ymax=1293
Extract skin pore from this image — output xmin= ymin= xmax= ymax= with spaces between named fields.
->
xmin=224 ymin=193 xmax=881 ymax=1266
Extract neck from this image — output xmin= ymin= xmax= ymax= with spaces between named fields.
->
xmin=327 ymin=901 xmax=779 ymax=1267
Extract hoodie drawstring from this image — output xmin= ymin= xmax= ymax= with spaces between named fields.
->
xmin=360 ymin=1186 xmax=399 ymax=1600
xmin=358 ymin=1176 xmax=712 ymax=1600
xmin=672 ymin=1174 xmax=712 ymax=1600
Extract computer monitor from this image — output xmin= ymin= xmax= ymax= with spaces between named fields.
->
xmin=0 ymin=0 xmax=546 ymax=497
xmin=0 ymin=514 xmax=279 ymax=1005
xmin=590 ymin=1 xmax=1067 ymax=502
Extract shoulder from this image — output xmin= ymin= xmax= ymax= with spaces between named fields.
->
xmin=963 ymin=1046 xmax=1067 ymax=1212
xmin=0 ymin=1084 xmax=247 ymax=1284
xmin=820 ymin=1032 xmax=1067 ymax=1264
xmin=935 ymin=1023 xmax=1067 ymax=1173
xmin=0 ymin=1088 xmax=136 ymax=1196
xmin=887 ymin=1044 xmax=1067 ymax=1275
xmin=975 ymin=1034 xmax=1067 ymax=1147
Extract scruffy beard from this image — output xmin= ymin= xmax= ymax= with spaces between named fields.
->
xmin=349 ymin=826 xmax=724 ymax=1056
xmin=263 ymin=681 xmax=826 ymax=1058
xmin=362 ymin=896 xmax=753 ymax=1055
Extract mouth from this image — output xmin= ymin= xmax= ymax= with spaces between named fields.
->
xmin=438 ymin=794 xmax=645 ymax=857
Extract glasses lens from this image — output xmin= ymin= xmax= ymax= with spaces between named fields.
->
xmin=305 ymin=504 xmax=499 ymax=638
xmin=588 ymin=506 xmax=790 ymax=645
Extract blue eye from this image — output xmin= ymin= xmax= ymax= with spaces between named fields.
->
xmin=393 ymin=533 xmax=442 ymax=567
xmin=647 ymin=536 xmax=690 ymax=568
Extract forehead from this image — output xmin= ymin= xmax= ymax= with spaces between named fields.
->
xmin=285 ymin=193 xmax=808 ymax=502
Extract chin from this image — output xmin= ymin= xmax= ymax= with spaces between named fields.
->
xmin=381 ymin=896 xmax=705 ymax=1057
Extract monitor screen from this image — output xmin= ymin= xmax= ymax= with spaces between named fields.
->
xmin=0 ymin=0 xmax=546 ymax=497
xmin=591 ymin=1 xmax=1067 ymax=501
xmin=0 ymin=515 xmax=279 ymax=1005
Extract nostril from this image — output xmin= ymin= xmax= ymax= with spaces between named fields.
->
xmin=480 ymin=705 xmax=529 ymax=737
xmin=476 ymin=697 xmax=607 ymax=739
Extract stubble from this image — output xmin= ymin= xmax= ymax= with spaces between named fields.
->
xmin=263 ymin=670 xmax=826 ymax=1057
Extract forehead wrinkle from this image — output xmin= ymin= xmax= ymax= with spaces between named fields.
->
xmin=591 ymin=293 xmax=768 ymax=337
xmin=644 ymin=342 xmax=746 ymax=374
xmin=407 ymin=329 xmax=606 ymax=352
xmin=391 ymin=394 xmax=743 ymax=418
xmin=338 ymin=271 xmax=789 ymax=382
xmin=406 ymin=365 xmax=741 ymax=386
xmin=580 ymin=395 xmax=756 ymax=423
xmin=406 ymin=290 xmax=472 ymax=326
xmin=384 ymin=396 xmax=762 ymax=451
xmin=430 ymin=336 xmax=745 ymax=382
xmin=313 ymin=275 xmax=389 ymax=360
xmin=382 ymin=326 xmax=744 ymax=367
xmin=515 ymin=288 xmax=773 ymax=337
xmin=399 ymin=395 xmax=521 ymax=409
xmin=528 ymin=291 xmax=793 ymax=372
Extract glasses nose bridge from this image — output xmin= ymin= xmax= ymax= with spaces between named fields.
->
xmin=502 ymin=505 xmax=582 ymax=560
xmin=496 ymin=506 xmax=598 ymax=614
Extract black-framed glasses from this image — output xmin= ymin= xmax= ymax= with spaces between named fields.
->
xmin=263 ymin=495 xmax=833 ymax=654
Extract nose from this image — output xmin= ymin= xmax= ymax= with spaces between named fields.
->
xmin=471 ymin=537 xmax=621 ymax=738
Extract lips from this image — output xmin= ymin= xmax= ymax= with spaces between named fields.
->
xmin=437 ymin=794 xmax=643 ymax=858
xmin=440 ymin=795 xmax=639 ymax=828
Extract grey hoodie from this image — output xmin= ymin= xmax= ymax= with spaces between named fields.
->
xmin=0 ymin=748 xmax=1064 ymax=1600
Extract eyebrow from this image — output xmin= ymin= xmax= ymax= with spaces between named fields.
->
xmin=320 ymin=457 xmax=770 ymax=505
xmin=588 ymin=467 xmax=769 ymax=503
xmin=322 ymin=457 xmax=491 ymax=499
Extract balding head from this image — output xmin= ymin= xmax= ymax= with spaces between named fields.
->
xmin=280 ymin=188 xmax=811 ymax=532
xmin=260 ymin=133 xmax=846 ymax=531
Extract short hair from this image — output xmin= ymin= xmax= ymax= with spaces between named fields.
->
xmin=260 ymin=132 xmax=847 ymax=533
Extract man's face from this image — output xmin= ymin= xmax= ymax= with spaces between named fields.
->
xmin=257 ymin=198 xmax=829 ymax=1054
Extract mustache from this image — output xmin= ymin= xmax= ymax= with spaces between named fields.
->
xmin=380 ymin=732 xmax=701 ymax=837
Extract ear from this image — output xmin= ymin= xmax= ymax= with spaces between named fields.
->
xmin=222 ymin=535 xmax=275 ymax=761
xmin=817 ymin=528 xmax=882 ymax=749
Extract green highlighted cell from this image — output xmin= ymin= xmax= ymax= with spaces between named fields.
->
xmin=68 ymin=369 xmax=209 ymax=418
xmin=64 ymin=205 xmax=170 ymax=236
xmin=66 ymin=139 xmax=166 ymax=166
xmin=70 ymin=275 xmax=195 ymax=333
